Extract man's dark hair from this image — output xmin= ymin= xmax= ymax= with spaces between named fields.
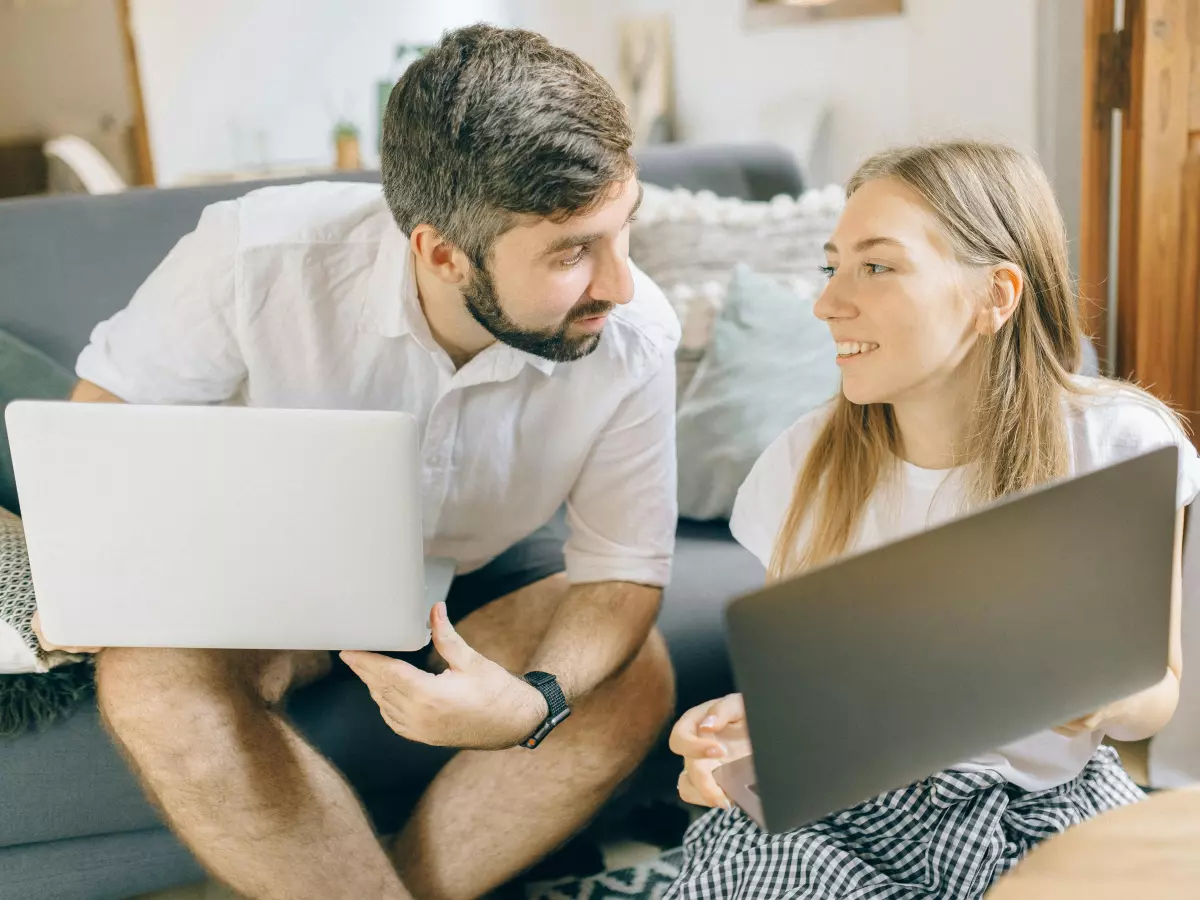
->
xmin=380 ymin=24 xmax=635 ymax=266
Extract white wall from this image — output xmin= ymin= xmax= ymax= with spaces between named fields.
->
xmin=1037 ymin=0 xmax=1085 ymax=273
xmin=513 ymin=0 xmax=1040 ymax=187
xmin=130 ymin=0 xmax=511 ymax=186
xmin=129 ymin=0 xmax=1071 ymax=219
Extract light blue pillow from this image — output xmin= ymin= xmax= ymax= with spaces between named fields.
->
xmin=677 ymin=264 xmax=841 ymax=520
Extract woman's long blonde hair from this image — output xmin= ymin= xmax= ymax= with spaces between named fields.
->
xmin=770 ymin=140 xmax=1106 ymax=580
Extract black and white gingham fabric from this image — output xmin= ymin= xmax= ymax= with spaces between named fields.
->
xmin=665 ymin=746 xmax=1142 ymax=900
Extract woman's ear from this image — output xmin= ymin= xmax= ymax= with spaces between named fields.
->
xmin=410 ymin=224 xmax=471 ymax=286
xmin=975 ymin=263 xmax=1024 ymax=335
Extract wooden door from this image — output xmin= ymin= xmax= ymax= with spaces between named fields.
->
xmin=1082 ymin=0 xmax=1200 ymax=435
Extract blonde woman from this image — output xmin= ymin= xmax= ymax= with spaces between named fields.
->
xmin=666 ymin=141 xmax=1200 ymax=900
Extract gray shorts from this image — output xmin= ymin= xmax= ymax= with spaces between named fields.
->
xmin=441 ymin=519 xmax=566 ymax=627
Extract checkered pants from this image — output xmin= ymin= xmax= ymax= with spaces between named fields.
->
xmin=665 ymin=746 xmax=1143 ymax=900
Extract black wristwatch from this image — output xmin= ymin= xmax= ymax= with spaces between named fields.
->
xmin=520 ymin=671 xmax=571 ymax=749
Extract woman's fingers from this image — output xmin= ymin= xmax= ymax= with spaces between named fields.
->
xmin=679 ymin=757 xmax=732 ymax=809
xmin=698 ymin=693 xmax=746 ymax=735
xmin=670 ymin=699 xmax=727 ymax=757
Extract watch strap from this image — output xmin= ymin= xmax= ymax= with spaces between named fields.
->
xmin=521 ymin=672 xmax=571 ymax=749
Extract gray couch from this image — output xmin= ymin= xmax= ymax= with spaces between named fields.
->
xmin=0 ymin=144 xmax=799 ymax=900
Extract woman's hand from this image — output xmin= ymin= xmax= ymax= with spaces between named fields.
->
xmin=1054 ymin=668 xmax=1181 ymax=741
xmin=1052 ymin=706 xmax=1111 ymax=738
xmin=669 ymin=693 xmax=752 ymax=809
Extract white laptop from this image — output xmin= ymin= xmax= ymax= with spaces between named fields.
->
xmin=5 ymin=401 xmax=455 ymax=652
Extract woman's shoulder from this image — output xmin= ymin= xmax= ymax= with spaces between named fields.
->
xmin=762 ymin=402 xmax=838 ymax=472
xmin=1066 ymin=376 xmax=1200 ymax=507
xmin=1066 ymin=376 xmax=1189 ymax=446
xmin=730 ymin=403 xmax=836 ymax=567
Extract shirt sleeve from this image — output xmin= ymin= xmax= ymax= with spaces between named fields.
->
xmin=563 ymin=356 xmax=678 ymax=587
xmin=1097 ymin=391 xmax=1200 ymax=509
xmin=729 ymin=429 xmax=798 ymax=568
xmin=75 ymin=199 xmax=247 ymax=404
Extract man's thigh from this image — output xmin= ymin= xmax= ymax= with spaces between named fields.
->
xmin=96 ymin=647 xmax=332 ymax=728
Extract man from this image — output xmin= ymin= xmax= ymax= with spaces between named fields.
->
xmin=51 ymin=25 xmax=679 ymax=900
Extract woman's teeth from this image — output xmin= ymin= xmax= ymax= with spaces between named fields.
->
xmin=836 ymin=342 xmax=880 ymax=357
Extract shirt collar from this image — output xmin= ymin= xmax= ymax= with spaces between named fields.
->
xmin=359 ymin=224 xmax=557 ymax=377
xmin=358 ymin=225 xmax=420 ymax=339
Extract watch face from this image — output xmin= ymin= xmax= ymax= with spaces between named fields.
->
xmin=525 ymin=671 xmax=554 ymax=687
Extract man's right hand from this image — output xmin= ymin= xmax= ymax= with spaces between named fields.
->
xmin=32 ymin=612 xmax=103 ymax=655
xmin=669 ymin=692 xmax=752 ymax=809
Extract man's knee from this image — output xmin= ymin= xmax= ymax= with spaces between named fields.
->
xmin=580 ymin=628 xmax=676 ymax=757
xmin=623 ymin=628 xmax=676 ymax=735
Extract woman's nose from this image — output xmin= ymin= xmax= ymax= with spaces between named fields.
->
xmin=813 ymin=282 xmax=855 ymax=323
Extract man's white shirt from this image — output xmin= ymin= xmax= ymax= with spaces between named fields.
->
xmin=77 ymin=181 xmax=680 ymax=585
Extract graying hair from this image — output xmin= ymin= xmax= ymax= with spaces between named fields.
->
xmin=381 ymin=24 xmax=635 ymax=266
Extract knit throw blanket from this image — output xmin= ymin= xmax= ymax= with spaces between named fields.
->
xmin=0 ymin=508 xmax=94 ymax=737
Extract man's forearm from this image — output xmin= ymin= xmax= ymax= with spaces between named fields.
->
xmin=70 ymin=379 xmax=124 ymax=403
xmin=524 ymin=580 xmax=662 ymax=703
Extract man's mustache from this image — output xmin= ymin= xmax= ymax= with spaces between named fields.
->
xmin=567 ymin=299 xmax=615 ymax=322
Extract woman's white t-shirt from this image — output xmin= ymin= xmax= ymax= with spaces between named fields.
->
xmin=729 ymin=378 xmax=1200 ymax=792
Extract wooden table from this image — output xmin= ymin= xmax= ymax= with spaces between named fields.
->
xmin=988 ymin=788 xmax=1200 ymax=898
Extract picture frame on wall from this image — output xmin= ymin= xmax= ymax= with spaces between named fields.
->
xmin=746 ymin=0 xmax=904 ymax=27
xmin=617 ymin=16 xmax=675 ymax=147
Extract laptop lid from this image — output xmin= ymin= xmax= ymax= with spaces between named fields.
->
xmin=724 ymin=447 xmax=1179 ymax=833
xmin=7 ymin=400 xmax=435 ymax=652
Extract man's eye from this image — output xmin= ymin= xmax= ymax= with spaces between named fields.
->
xmin=864 ymin=263 xmax=891 ymax=275
xmin=818 ymin=265 xmax=836 ymax=279
xmin=563 ymin=246 xmax=588 ymax=268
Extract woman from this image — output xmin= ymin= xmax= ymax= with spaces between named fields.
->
xmin=666 ymin=141 xmax=1200 ymax=900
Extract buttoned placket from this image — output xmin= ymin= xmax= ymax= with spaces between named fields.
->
xmin=418 ymin=340 xmax=545 ymax=540
xmin=419 ymin=345 xmax=461 ymax=541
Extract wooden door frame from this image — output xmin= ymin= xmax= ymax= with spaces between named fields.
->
xmin=1081 ymin=0 xmax=1117 ymax=372
xmin=115 ymin=0 xmax=155 ymax=186
xmin=1082 ymin=0 xmax=1200 ymax=432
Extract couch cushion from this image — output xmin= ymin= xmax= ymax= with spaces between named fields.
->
xmin=636 ymin=143 xmax=804 ymax=201
xmin=661 ymin=520 xmax=764 ymax=711
xmin=677 ymin=266 xmax=840 ymax=521
xmin=0 ymin=669 xmax=452 ymax=849
xmin=0 ymin=328 xmax=75 ymax=515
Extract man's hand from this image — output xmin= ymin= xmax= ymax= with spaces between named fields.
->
xmin=31 ymin=612 xmax=102 ymax=655
xmin=341 ymin=602 xmax=547 ymax=750
xmin=669 ymin=693 xmax=752 ymax=809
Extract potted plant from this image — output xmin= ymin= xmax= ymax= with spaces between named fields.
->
xmin=333 ymin=120 xmax=361 ymax=170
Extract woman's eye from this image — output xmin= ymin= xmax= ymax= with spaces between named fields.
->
xmin=563 ymin=246 xmax=589 ymax=268
xmin=864 ymin=263 xmax=890 ymax=275
xmin=818 ymin=265 xmax=836 ymax=279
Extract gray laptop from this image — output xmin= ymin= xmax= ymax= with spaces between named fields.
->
xmin=716 ymin=447 xmax=1179 ymax=833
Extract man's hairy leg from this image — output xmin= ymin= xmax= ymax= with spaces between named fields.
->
xmin=97 ymin=647 xmax=410 ymax=900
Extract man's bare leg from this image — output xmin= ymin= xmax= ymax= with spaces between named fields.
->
xmin=96 ymin=647 xmax=409 ymax=900
xmin=394 ymin=574 xmax=676 ymax=900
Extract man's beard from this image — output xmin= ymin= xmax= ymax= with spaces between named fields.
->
xmin=462 ymin=264 xmax=613 ymax=363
